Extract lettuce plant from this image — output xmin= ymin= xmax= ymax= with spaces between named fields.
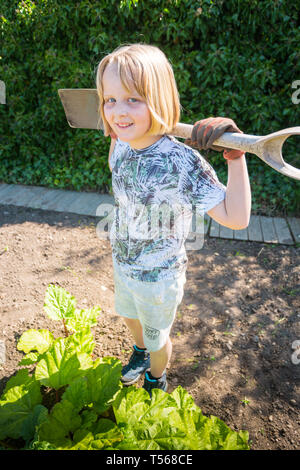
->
xmin=0 ymin=284 xmax=250 ymax=450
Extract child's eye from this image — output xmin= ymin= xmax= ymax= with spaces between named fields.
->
xmin=128 ymin=98 xmax=138 ymax=103
xmin=105 ymin=98 xmax=115 ymax=103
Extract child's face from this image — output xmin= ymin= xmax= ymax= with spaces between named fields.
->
xmin=102 ymin=63 xmax=160 ymax=149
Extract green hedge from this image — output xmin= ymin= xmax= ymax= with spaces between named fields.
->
xmin=1 ymin=0 xmax=299 ymax=215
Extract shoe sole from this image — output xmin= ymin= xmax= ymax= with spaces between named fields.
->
xmin=121 ymin=369 xmax=149 ymax=386
xmin=120 ymin=376 xmax=141 ymax=386
xmin=121 ymin=361 xmax=150 ymax=386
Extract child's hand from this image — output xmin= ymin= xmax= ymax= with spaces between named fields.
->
xmin=185 ymin=117 xmax=245 ymax=160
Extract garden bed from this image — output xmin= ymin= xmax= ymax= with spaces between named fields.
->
xmin=0 ymin=204 xmax=299 ymax=450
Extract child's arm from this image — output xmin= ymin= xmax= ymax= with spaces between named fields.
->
xmin=188 ymin=117 xmax=251 ymax=230
xmin=207 ymin=155 xmax=251 ymax=229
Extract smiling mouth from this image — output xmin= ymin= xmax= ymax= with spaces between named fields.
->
xmin=116 ymin=123 xmax=133 ymax=128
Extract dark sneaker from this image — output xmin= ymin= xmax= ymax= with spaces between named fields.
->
xmin=121 ymin=345 xmax=150 ymax=385
xmin=142 ymin=369 xmax=168 ymax=397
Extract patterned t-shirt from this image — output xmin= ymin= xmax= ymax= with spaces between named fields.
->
xmin=109 ymin=135 xmax=226 ymax=282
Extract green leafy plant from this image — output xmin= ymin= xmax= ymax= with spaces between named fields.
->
xmin=0 ymin=284 xmax=250 ymax=450
xmin=0 ymin=0 xmax=299 ymax=216
xmin=241 ymin=397 xmax=250 ymax=407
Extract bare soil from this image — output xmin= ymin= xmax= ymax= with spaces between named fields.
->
xmin=0 ymin=204 xmax=299 ymax=450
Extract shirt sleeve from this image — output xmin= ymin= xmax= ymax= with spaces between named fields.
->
xmin=177 ymin=146 xmax=226 ymax=213
xmin=110 ymin=138 xmax=130 ymax=172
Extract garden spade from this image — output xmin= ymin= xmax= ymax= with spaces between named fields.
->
xmin=58 ymin=88 xmax=300 ymax=181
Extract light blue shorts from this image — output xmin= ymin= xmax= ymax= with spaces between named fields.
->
xmin=112 ymin=259 xmax=186 ymax=352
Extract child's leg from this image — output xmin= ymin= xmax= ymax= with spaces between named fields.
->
xmin=149 ymin=336 xmax=172 ymax=378
xmin=123 ymin=316 xmax=172 ymax=377
xmin=122 ymin=317 xmax=146 ymax=350
xmin=113 ymin=260 xmax=150 ymax=385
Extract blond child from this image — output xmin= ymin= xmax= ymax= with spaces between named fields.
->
xmin=96 ymin=43 xmax=251 ymax=396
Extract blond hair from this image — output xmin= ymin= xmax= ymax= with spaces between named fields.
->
xmin=96 ymin=43 xmax=181 ymax=136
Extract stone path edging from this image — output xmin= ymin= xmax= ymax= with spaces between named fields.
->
xmin=0 ymin=183 xmax=299 ymax=245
